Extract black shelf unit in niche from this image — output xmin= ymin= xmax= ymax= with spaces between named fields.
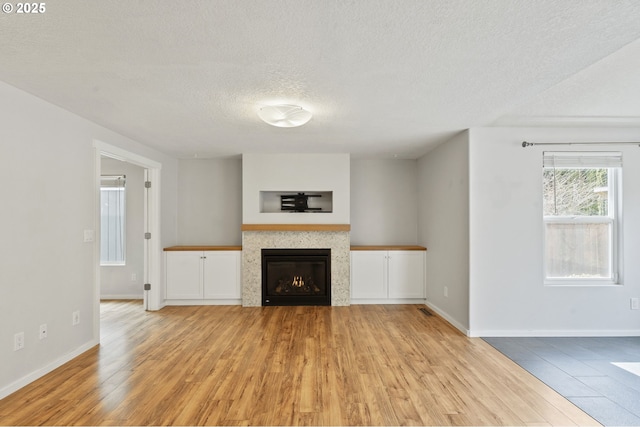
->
xmin=280 ymin=193 xmax=322 ymax=212
xmin=259 ymin=191 xmax=333 ymax=213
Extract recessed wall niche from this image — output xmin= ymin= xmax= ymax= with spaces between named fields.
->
xmin=260 ymin=191 xmax=333 ymax=213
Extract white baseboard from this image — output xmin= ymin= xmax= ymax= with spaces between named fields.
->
xmin=350 ymin=298 xmax=427 ymax=305
xmin=469 ymin=329 xmax=640 ymax=338
xmin=424 ymin=302 xmax=470 ymax=336
xmin=164 ymin=299 xmax=242 ymax=306
xmin=0 ymin=340 xmax=98 ymax=400
xmin=100 ymin=294 xmax=143 ymax=300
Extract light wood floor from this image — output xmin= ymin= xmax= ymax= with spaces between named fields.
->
xmin=0 ymin=301 xmax=599 ymax=426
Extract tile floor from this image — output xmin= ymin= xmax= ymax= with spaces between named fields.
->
xmin=484 ymin=337 xmax=640 ymax=426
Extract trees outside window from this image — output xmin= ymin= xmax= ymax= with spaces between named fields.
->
xmin=543 ymin=152 xmax=621 ymax=284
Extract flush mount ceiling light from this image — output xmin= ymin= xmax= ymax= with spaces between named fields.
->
xmin=258 ymin=104 xmax=312 ymax=128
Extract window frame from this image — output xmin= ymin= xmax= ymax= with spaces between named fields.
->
xmin=542 ymin=153 xmax=622 ymax=286
xmin=100 ymin=176 xmax=126 ymax=266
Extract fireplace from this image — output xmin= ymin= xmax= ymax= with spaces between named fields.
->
xmin=261 ymin=248 xmax=331 ymax=306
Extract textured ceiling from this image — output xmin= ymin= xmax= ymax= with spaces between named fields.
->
xmin=495 ymin=37 xmax=640 ymax=126
xmin=1 ymin=0 xmax=639 ymax=159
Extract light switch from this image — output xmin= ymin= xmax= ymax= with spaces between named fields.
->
xmin=83 ymin=229 xmax=94 ymax=242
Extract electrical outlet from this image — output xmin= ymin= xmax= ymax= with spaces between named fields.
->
xmin=39 ymin=324 xmax=48 ymax=340
xmin=131 ymin=273 xmax=137 ymax=282
xmin=72 ymin=311 xmax=80 ymax=326
xmin=632 ymin=298 xmax=639 ymax=310
xmin=444 ymin=286 xmax=448 ymax=298
xmin=14 ymin=332 xmax=24 ymax=351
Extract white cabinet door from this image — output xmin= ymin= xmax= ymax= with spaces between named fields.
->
xmin=166 ymin=251 xmax=203 ymax=299
xmin=388 ymin=251 xmax=425 ymax=299
xmin=351 ymin=251 xmax=387 ymax=299
xmin=203 ymin=251 xmax=241 ymax=299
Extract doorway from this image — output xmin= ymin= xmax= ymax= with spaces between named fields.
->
xmin=99 ymin=156 xmax=145 ymax=303
xmin=93 ymin=141 xmax=162 ymax=338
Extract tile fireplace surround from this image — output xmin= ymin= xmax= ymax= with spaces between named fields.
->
xmin=241 ymin=224 xmax=351 ymax=306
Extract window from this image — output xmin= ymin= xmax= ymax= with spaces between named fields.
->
xmin=100 ymin=175 xmax=126 ymax=265
xmin=543 ymin=152 xmax=621 ymax=284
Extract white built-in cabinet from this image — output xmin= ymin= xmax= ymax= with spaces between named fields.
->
xmin=165 ymin=247 xmax=241 ymax=304
xmin=350 ymin=247 xmax=426 ymax=303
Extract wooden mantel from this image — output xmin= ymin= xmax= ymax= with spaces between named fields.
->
xmin=164 ymin=245 xmax=242 ymax=251
xmin=241 ymin=224 xmax=351 ymax=232
xmin=350 ymin=245 xmax=427 ymax=251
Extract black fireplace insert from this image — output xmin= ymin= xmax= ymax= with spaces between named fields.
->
xmin=261 ymin=248 xmax=331 ymax=306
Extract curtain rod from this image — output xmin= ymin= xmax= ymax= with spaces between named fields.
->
xmin=522 ymin=141 xmax=640 ymax=148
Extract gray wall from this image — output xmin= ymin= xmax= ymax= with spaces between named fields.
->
xmin=0 ymin=80 xmax=178 ymax=399
xmin=469 ymin=127 xmax=640 ymax=336
xmin=418 ymin=132 xmax=470 ymax=332
xmin=100 ymin=157 xmax=145 ymax=299
xmin=350 ymin=159 xmax=418 ymax=245
xmin=176 ymin=157 xmax=420 ymax=246
xmin=177 ymin=158 xmax=243 ymax=245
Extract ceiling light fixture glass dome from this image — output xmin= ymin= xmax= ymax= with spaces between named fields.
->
xmin=258 ymin=104 xmax=312 ymax=128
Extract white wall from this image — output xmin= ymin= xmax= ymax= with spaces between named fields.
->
xmin=100 ymin=158 xmax=145 ymax=299
xmin=350 ymin=159 xmax=418 ymax=245
xmin=177 ymin=158 xmax=242 ymax=245
xmin=418 ymin=132 xmax=470 ymax=333
xmin=0 ymin=80 xmax=178 ymax=399
xmin=242 ymin=153 xmax=350 ymax=224
xmin=469 ymin=127 xmax=640 ymax=336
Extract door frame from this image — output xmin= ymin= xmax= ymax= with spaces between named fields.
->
xmin=93 ymin=141 xmax=163 ymax=336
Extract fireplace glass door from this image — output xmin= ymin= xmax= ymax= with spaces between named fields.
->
xmin=262 ymin=248 xmax=331 ymax=306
